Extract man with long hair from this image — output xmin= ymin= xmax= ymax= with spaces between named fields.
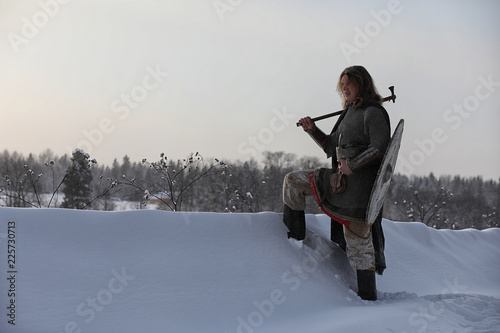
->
xmin=282 ymin=66 xmax=391 ymax=301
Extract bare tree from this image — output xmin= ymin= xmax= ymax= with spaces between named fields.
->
xmin=122 ymin=152 xmax=228 ymax=211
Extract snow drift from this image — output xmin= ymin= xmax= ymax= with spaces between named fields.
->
xmin=0 ymin=207 xmax=499 ymax=333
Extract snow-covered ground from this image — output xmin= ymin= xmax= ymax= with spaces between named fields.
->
xmin=1 ymin=207 xmax=499 ymax=333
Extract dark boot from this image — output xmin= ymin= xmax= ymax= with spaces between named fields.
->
xmin=356 ymin=270 xmax=377 ymax=301
xmin=330 ymin=219 xmax=346 ymax=252
xmin=283 ymin=204 xmax=305 ymax=240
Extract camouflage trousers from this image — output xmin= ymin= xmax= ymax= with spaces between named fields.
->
xmin=283 ymin=170 xmax=375 ymax=271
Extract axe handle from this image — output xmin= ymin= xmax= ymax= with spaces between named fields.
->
xmin=296 ymin=87 xmax=396 ymax=127
xmin=381 ymin=95 xmax=396 ymax=103
xmin=296 ymin=110 xmax=343 ymax=127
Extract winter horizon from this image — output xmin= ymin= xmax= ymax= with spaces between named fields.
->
xmin=1 ymin=0 xmax=499 ymax=180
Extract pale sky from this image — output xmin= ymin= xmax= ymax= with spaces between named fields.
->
xmin=1 ymin=0 xmax=499 ymax=180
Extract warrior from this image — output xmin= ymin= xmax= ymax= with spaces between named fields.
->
xmin=283 ymin=65 xmax=391 ymax=301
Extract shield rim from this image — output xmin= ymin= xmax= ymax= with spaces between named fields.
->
xmin=365 ymin=119 xmax=405 ymax=226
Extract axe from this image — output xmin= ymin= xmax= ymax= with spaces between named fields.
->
xmin=296 ymin=86 xmax=396 ymax=127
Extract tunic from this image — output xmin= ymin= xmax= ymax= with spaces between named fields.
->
xmin=311 ymin=103 xmax=391 ymax=224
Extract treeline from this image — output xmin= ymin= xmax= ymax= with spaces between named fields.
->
xmin=0 ymin=149 xmax=498 ymax=230
xmin=385 ymin=174 xmax=499 ymax=230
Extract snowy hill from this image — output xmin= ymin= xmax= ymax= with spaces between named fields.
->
xmin=1 ymin=207 xmax=499 ymax=333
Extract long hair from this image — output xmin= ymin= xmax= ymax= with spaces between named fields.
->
xmin=337 ymin=66 xmax=382 ymax=109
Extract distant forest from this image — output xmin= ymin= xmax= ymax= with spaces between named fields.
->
xmin=1 ymin=149 xmax=498 ymax=230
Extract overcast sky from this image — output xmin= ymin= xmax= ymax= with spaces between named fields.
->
xmin=1 ymin=0 xmax=499 ymax=180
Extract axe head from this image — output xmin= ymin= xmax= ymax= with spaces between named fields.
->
xmin=388 ymin=86 xmax=396 ymax=103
